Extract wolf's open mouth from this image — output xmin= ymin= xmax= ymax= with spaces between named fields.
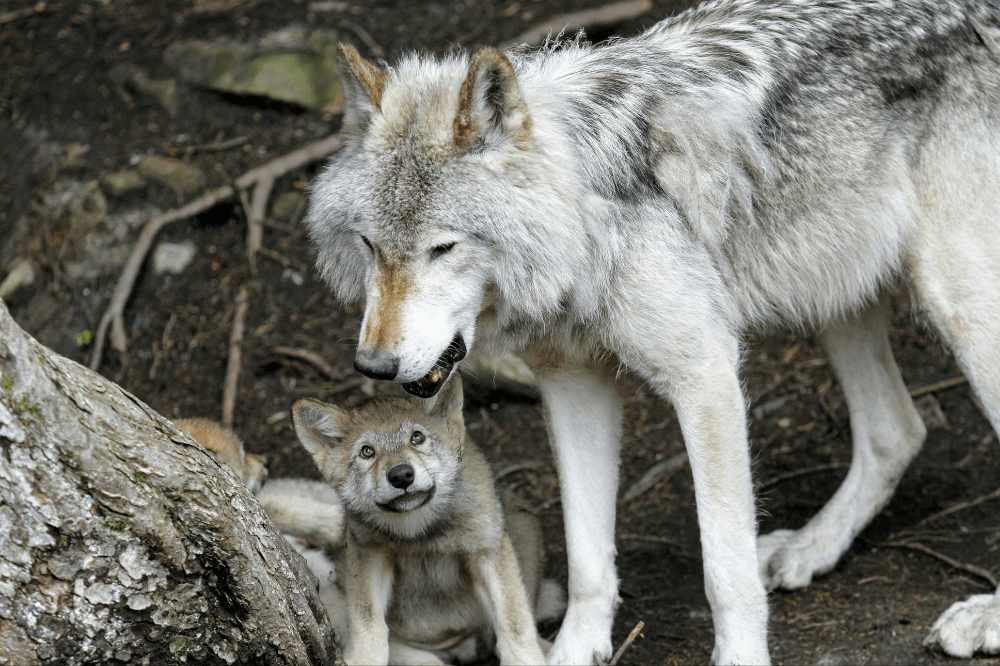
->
xmin=378 ymin=487 xmax=435 ymax=513
xmin=401 ymin=333 xmax=467 ymax=398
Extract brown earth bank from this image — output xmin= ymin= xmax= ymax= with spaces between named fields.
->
xmin=1 ymin=0 xmax=998 ymax=664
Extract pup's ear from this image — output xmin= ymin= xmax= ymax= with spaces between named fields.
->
xmin=292 ymin=398 xmax=351 ymax=473
xmin=337 ymin=43 xmax=388 ymax=133
xmin=454 ymin=48 xmax=530 ymax=151
xmin=423 ymin=373 xmax=465 ymax=431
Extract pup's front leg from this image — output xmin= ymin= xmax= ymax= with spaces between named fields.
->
xmin=469 ymin=535 xmax=547 ymax=665
xmin=532 ymin=362 xmax=623 ymax=665
xmin=343 ymin=532 xmax=394 ymax=665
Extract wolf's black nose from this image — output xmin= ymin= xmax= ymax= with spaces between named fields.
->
xmin=355 ymin=348 xmax=399 ymax=380
xmin=387 ymin=463 xmax=415 ymax=489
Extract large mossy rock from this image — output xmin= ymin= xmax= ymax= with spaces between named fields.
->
xmin=164 ymin=27 xmax=342 ymax=110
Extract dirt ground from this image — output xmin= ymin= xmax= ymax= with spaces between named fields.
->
xmin=2 ymin=0 xmax=999 ymax=664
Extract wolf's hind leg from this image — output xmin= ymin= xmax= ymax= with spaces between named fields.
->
xmin=907 ymin=161 xmax=1000 ymax=656
xmin=758 ymin=301 xmax=926 ymax=590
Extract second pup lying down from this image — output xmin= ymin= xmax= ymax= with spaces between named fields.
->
xmin=291 ymin=374 xmax=564 ymax=665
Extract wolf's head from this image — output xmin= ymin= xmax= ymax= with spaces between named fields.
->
xmin=292 ymin=374 xmax=469 ymax=541
xmin=307 ymin=44 xmax=597 ymax=397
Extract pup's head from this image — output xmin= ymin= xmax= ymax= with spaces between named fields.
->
xmin=292 ymin=375 xmax=468 ymax=541
xmin=174 ymin=418 xmax=268 ymax=493
xmin=307 ymin=44 xmax=593 ymax=397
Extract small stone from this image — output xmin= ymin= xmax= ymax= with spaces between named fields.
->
xmin=914 ymin=394 xmax=949 ymax=429
xmin=101 ymin=170 xmax=147 ymax=198
xmin=152 ymin=241 xmax=197 ymax=275
xmin=138 ymin=156 xmax=206 ymax=196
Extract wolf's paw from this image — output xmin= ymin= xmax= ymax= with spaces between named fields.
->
xmin=757 ymin=529 xmax=826 ymax=591
xmin=547 ymin=599 xmax=614 ymax=665
xmin=924 ymin=592 xmax=1000 ymax=657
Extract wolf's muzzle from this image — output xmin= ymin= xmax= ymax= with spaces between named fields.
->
xmin=402 ymin=333 xmax=467 ymax=398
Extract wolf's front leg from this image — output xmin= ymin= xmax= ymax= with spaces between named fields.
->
xmin=668 ymin=353 xmax=770 ymax=665
xmin=534 ymin=362 xmax=623 ymax=665
xmin=343 ymin=533 xmax=394 ymax=665
xmin=469 ymin=535 xmax=547 ymax=665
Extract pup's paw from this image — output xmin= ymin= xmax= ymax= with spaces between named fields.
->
xmin=757 ymin=529 xmax=824 ymax=591
xmin=924 ymin=591 xmax=1000 ymax=657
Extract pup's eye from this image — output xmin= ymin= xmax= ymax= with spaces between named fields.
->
xmin=430 ymin=242 xmax=455 ymax=260
xmin=360 ymin=445 xmax=375 ymax=459
xmin=361 ymin=235 xmax=374 ymax=253
xmin=410 ymin=431 xmax=425 ymax=446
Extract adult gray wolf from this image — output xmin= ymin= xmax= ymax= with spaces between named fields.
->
xmin=291 ymin=375 xmax=565 ymax=665
xmin=306 ymin=0 xmax=1000 ymax=662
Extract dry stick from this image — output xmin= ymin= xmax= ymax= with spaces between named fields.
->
xmin=273 ymin=346 xmax=344 ymax=380
xmin=618 ymin=533 xmax=688 ymax=550
xmin=620 ymin=451 xmax=688 ymax=504
xmin=880 ymin=540 xmax=998 ymax=589
xmin=0 ymin=2 xmax=57 ymax=26
xmin=916 ymin=485 xmax=1000 ymax=527
xmin=89 ymin=133 xmax=341 ymax=371
xmin=502 ymin=0 xmax=652 ymax=48
xmin=757 ymin=462 xmax=849 ymax=491
xmin=608 ymin=620 xmax=645 ymax=666
xmin=909 ymin=376 xmax=968 ymax=398
xmin=494 ymin=461 xmax=544 ymax=480
xmin=222 ymin=286 xmax=250 ymax=429
xmin=247 ymin=171 xmax=275 ymax=274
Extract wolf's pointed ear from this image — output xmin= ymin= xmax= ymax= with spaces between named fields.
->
xmin=423 ymin=373 xmax=465 ymax=431
xmin=338 ymin=43 xmax=388 ymax=132
xmin=292 ymin=398 xmax=350 ymax=471
xmin=454 ymin=48 xmax=530 ymax=151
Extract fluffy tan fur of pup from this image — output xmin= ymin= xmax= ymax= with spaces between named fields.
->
xmin=174 ymin=418 xmax=267 ymax=493
xmin=292 ymin=374 xmax=564 ymax=665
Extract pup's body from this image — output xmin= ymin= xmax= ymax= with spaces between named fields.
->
xmin=292 ymin=376 xmax=564 ymax=665
xmin=174 ymin=418 xmax=267 ymax=493
xmin=306 ymin=1 xmax=1000 ymax=661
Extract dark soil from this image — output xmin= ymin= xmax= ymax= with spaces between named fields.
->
xmin=2 ymin=0 xmax=998 ymax=664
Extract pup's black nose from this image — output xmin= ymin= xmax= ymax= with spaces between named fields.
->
xmin=354 ymin=348 xmax=399 ymax=380
xmin=387 ymin=463 xmax=414 ymax=490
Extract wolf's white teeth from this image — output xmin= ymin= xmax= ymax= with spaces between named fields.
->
xmin=429 ymin=368 xmax=443 ymax=383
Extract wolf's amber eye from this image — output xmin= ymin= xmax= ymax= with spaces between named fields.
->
xmin=360 ymin=235 xmax=374 ymax=253
xmin=410 ymin=431 xmax=425 ymax=446
xmin=430 ymin=242 xmax=455 ymax=260
xmin=360 ymin=445 xmax=375 ymax=459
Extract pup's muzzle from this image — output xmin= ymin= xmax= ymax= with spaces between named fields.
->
xmin=401 ymin=333 xmax=467 ymax=398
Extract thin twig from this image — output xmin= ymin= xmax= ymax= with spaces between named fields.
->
xmin=273 ymin=346 xmax=345 ymax=380
xmin=165 ymin=134 xmax=252 ymax=157
xmin=608 ymin=620 xmax=644 ymax=666
xmin=247 ymin=171 xmax=275 ymax=274
xmin=495 ymin=461 xmax=544 ymax=480
xmin=503 ymin=0 xmax=652 ymax=48
xmin=757 ymin=462 xmax=849 ymax=491
xmin=89 ymin=134 xmax=340 ymax=371
xmin=340 ymin=19 xmax=385 ymax=58
xmin=222 ymin=286 xmax=250 ymax=429
xmin=909 ymin=376 xmax=968 ymax=398
xmin=916 ymin=485 xmax=1000 ymax=527
xmin=618 ymin=533 xmax=688 ymax=550
xmin=620 ymin=452 xmax=688 ymax=504
xmin=0 ymin=2 xmax=58 ymax=26
xmin=457 ymin=0 xmax=493 ymax=45
xmin=880 ymin=540 xmax=998 ymax=589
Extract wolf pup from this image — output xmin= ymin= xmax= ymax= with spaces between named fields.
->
xmin=306 ymin=1 xmax=1000 ymax=662
xmin=292 ymin=375 xmax=563 ymax=665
